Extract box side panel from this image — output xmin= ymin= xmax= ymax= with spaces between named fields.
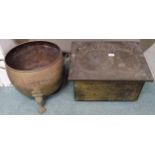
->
xmin=74 ymin=81 xmax=144 ymax=101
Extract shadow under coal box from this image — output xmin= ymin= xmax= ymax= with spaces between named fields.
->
xmin=5 ymin=41 xmax=64 ymax=113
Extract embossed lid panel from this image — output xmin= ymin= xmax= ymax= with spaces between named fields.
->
xmin=69 ymin=41 xmax=153 ymax=81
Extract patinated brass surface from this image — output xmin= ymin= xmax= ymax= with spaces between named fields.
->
xmin=140 ymin=39 xmax=155 ymax=51
xmin=74 ymin=81 xmax=144 ymax=101
xmin=5 ymin=41 xmax=64 ymax=113
xmin=14 ymin=39 xmax=30 ymax=44
xmin=69 ymin=41 xmax=153 ymax=101
xmin=69 ymin=42 xmax=153 ymax=81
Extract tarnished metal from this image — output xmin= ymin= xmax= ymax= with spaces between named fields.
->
xmin=5 ymin=41 xmax=64 ymax=113
xmin=140 ymin=39 xmax=155 ymax=51
xmin=69 ymin=41 xmax=153 ymax=81
xmin=69 ymin=41 xmax=153 ymax=101
xmin=74 ymin=81 xmax=144 ymax=101
xmin=14 ymin=39 xmax=30 ymax=45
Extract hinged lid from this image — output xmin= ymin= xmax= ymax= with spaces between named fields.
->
xmin=69 ymin=41 xmax=154 ymax=81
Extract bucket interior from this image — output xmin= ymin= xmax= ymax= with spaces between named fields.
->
xmin=5 ymin=41 xmax=61 ymax=70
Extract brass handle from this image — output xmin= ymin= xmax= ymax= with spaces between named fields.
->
xmin=32 ymin=90 xmax=46 ymax=113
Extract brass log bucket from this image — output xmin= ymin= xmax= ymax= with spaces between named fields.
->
xmin=5 ymin=41 xmax=64 ymax=113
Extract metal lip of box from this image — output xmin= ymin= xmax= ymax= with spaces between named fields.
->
xmin=68 ymin=41 xmax=154 ymax=101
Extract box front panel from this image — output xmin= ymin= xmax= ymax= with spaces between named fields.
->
xmin=74 ymin=81 xmax=144 ymax=101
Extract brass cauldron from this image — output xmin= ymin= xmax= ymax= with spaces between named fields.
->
xmin=5 ymin=41 xmax=64 ymax=113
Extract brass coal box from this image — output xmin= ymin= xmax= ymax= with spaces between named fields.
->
xmin=69 ymin=41 xmax=154 ymax=101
